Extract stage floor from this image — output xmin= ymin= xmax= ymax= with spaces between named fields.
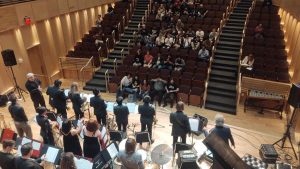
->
xmin=0 ymin=79 xmax=299 ymax=168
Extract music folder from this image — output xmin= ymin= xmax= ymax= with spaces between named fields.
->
xmin=75 ymin=156 xmax=93 ymax=169
xmin=40 ymin=144 xmax=63 ymax=165
xmin=92 ymin=153 xmax=106 ymax=169
xmin=15 ymin=137 xmax=43 ymax=158
xmin=0 ymin=128 xmax=17 ymax=143
xmin=189 ymin=118 xmax=202 ymax=135
xmin=92 ymin=142 xmax=119 ymax=169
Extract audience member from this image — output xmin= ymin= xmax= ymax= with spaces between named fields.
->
xmin=117 ymin=73 xmax=133 ymax=97
xmin=176 ymin=19 xmax=184 ymax=33
xmin=150 ymin=78 xmax=167 ymax=106
xmin=0 ymin=140 xmax=16 ymax=169
xmin=133 ymin=49 xmax=144 ymax=67
xmin=174 ymin=57 xmax=186 ymax=71
xmin=164 ymin=55 xmax=174 ymax=70
xmin=164 ymin=33 xmax=174 ymax=48
xmin=144 ymin=50 xmax=153 ymax=68
xmin=132 ymin=75 xmax=141 ymax=97
xmin=155 ymin=33 xmax=165 ymax=48
xmin=241 ymin=53 xmax=255 ymax=68
xmin=198 ymin=46 xmax=210 ymax=62
xmin=182 ymin=35 xmax=191 ymax=48
xmin=197 ymin=4 xmax=208 ymax=18
xmin=61 ymin=120 xmax=83 ymax=156
xmin=163 ymin=78 xmax=179 ymax=108
xmin=254 ymin=23 xmax=264 ymax=39
xmin=152 ymin=53 xmax=164 ymax=69
xmin=8 ymin=94 xmax=32 ymax=138
xmin=191 ymin=36 xmax=201 ymax=51
xmin=139 ymin=80 xmax=151 ymax=100
xmin=156 ymin=4 xmax=166 ymax=20
xmin=209 ymin=28 xmax=218 ymax=42
xmin=196 ymin=28 xmax=205 ymax=41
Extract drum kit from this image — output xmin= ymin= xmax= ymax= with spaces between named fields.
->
xmin=114 ymin=138 xmax=173 ymax=169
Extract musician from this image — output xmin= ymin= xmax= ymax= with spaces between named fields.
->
xmin=114 ymin=97 xmax=129 ymax=132
xmin=210 ymin=114 xmax=235 ymax=148
xmin=90 ymin=89 xmax=107 ymax=125
xmin=25 ymin=73 xmax=46 ymax=110
xmin=138 ymin=95 xmax=155 ymax=142
xmin=15 ymin=143 xmax=44 ymax=169
xmin=52 ymin=80 xmax=68 ymax=119
xmin=149 ymin=77 xmax=167 ymax=106
xmin=8 ymin=94 xmax=33 ymax=138
xmin=68 ymin=82 xmax=86 ymax=119
xmin=0 ymin=140 xmax=16 ymax=169
xmin=117 ymin=138 xmax=145 ymax=169
xmin=170 ymin=101 xmax=191 ymax=149
xmin=57 ymin=152 xmax=76 ymax=169
xmin=163 ymin=78 xmax=179 ymax=108
xmin=46 ymin=80 xmax=60 ymax=109
xmin=36 ymin=107 xmax=55 ymax=145
xmin=61 ymin=120 xmax=83 ymax=156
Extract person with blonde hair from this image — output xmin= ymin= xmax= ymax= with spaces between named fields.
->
xmin=68 ymin=82 xmax=86 ymax=119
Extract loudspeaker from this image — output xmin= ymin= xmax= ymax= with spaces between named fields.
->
xmin=1 ymin=49 xmax=17 ymax=66
xmin=287 ymin=83 xmax=300 ymax=108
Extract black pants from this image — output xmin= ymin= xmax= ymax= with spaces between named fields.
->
xmin=42 ymin=133 xmax=55 ymax=146
xmin=163 ymin=92 xmax=177 ymax=107
xmin=117 ymin=122 xmax=127 ymax=132
xmin=173 ymin=135 xmax=187 ymax=149
xmin=31 ymin=94 xmax=46 ymax=110
xmin=96 ymin=115 xmax=107 ymax=126
xmin=141 ymin=121 xmax=153 ymax=139
xmin=150 ymin=90 xmax=164 ymax=106
xmin=74 ymin=108 xmax=84 ymax=119
xmin=56 ymin=108 xmax=67 ymax=119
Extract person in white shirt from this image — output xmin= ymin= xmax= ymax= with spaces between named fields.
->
xmin=191 ymin=37 xmax=201 ymax=51
xmin=156 ymin=4 xmax=166 ymax=21
xmin=209 ymin=28 xmax=218 ymax=42
xmin=182 ymin=35 xmax=191 ymax=48
xmin=155 ymin=33 xmax=165 ymax=47
xmin=117 ymin=73 xmax=133 ymax=97
xmin=197 ymin=46 xmax=210 ymax=62
xmin=241 ymin=54 xmax=255 ymax=68
xmin=164 ymin=34 xmax=174 ymax=48
xmin=196 ymin=28 xmax=205 ymax=41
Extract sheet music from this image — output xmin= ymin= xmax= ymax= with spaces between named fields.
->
xmin=189 ymin=118 xmax=199 ymax=132
xmin=75 ymin=157 xmax=93 ymax=169
xmin=106 ymin=143 xmax=118 ymax=159
xmin=32 ymin=141 xmax=41 ymax=150
xmin=193 ymin=140 xmax=208 ymax=158
xmin=45 ymin=147 xmax=59 ymax=163
xmin=21 ymin=137 xmax=32 ymax=145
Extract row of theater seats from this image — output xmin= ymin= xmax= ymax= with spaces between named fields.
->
xmin=242 ymin=2 xmax=290 ymax=83
xmin=66 ymin=1 xmax=132 ymax=66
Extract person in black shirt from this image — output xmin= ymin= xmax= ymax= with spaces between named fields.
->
xmin=149 ymin=78 xmax=167 ymax=106
xmin=113 ymin=97 xmax=129 ymax=132
xmin=197 ymin=4 xmax=208 ymax=18
xmin=170 ymin=101 xmax=191 ymax=149
xmin=46 ymin=80 xmax=60 ymax=109
xmin=8 ymin=94 xmax=32 ymax=138
xmin=163 ymin=78 xmax=179 ymax=108
xmin=36 ymin=107 xmax=55 ymax=145
xmin=25 ymin=73 xmax=46 ymax=110
xmin=90 ymin=89 xmax=107 ymax=125
xmin=0 ymin=140 xmax=16 ymax=169
xmin=15 ymin=143 xmax=44 ymax=169
xmin=132 ymin=50 xmax=144 ymax=67
xmin=138 ymin=96 xmax=155 ymax=142
xmin=52 ymin=80 xmax=68 ymax=119
xmin=68 ymin=82 xmax=86 ymax=119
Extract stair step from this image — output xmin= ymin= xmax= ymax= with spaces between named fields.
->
xmin=215 ymin=49 xmax=240 ymax=56
xmin=211 ymin=64 xmax=238 ymax=72
xmin=229 ymin=15 xmax=247 ymax=20
xmin=103 ymin=58 xmax=122 ymax=65
xmin=223 ymin=25 xmax=244 ymax=31
xmin=216 ymin=45 xmax=240 ymax=51
xmin=214 ymin=54 xmax=239 ymax=61
xmin=221 ymin=32 xmax=243 ymax=39
xmin=219 ymin=36 xmax=241 ymax=42
xmin=129 ymin=20 xmax=140 ymax=24
xmin=226 ymin=22 xmax=245 ymax=27
xmin=83 ymin=85 xmax=107 ymax=92
xmin=218 ymin=40 xmax=241 ymax=47
xmin=210 ymin=69 xmax=237 ymax=79
xmin=209 ymin=76 xmax=237 ymax=85
xmin=86 ymin=79 xmax=106 ymax=87
xmin=102 ymin=64 xmax=115 ymax=69
xmin=213 ymin=59 xmax=239 ymax=66
xmin=111 ymin=49 xmax=128 ymax=55
xmin=207 ymin=87 xmax=237 ymax=97
xmin=93 ymin=74 xmax=112 ymax=80
xmin=228 ymin=18 xmax=245 ymax=24
xmin=231 ymin=12 xmax=247 ymax=16
xmin=207 ymin=81 xmax=236 ymax=92
xmin=117 ymin=42 xmax=134 ymax=47
xmin=233 ymin=9 xmax=249 ymax=14
xmin=205 ymin=102 xmax=236 ymax=114
xmin=206 ymin=94 xmax=236 ymax=108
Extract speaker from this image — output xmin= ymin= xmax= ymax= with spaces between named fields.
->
xmin=1 ymin=49 xmax=17 ymax=66
xmin=287 ymin=83 xmax=300 ymax=108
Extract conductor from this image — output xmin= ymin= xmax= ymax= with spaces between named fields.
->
xmin=170 ymin=101 xmax=191 ymax=148
xmin=138 ymin=95 xmax=155 ymax=143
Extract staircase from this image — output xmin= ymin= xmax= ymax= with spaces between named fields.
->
xmin=83 ymin=0 xmax=149 ymax=92
xmin=205 ymin=0 xmax=253 ymax=114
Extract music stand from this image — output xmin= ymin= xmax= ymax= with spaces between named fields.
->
xmin=9 ymin=66 xmax=27 ymax=101
xmin=273 ymin=106 xmax=298 ymax=159
xmin=109 ymin=130 xmax=126 ymax=142
xmin=135 ymin=132 xmax=151 ymax=144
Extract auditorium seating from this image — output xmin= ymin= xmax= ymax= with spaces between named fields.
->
xmin=242 ymin=1 xmax=290 ymax=83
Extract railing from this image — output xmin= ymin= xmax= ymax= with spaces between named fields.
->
xmin=104 ymin=69 xmax=109 ymax=93
xmin=80 ymin=56 xmax=95 ymax=85
xmin=113 ymin=58 xmax=117 ymax=74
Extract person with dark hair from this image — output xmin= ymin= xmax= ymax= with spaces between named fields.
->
xmin=60 ymin=120 xmax=83 ymax=156
xmin=36 ymin=107 xmax=55 ymax=145
xmin=114 ymin=97 xmax=129 ymax=132
xmin=170 ymin=101 xmax=191 ymax=149
xmin=254 ymin=23 xmax=264 ymax=39
xmin=46 ymin=80 xmax=61 ymax=109
xmin=138 ymin=95 xmax=155 ymax=142
xmin=90 ymin=89 xmax=107 ymax=125
xmin=132 ymin=75 xmax=141 ymax=98
xmin=0 ymin=140 xmax=16 ymax=169
xmin=8 ymin=94 xmax=32 ymax=138
xmin=107 ymin=4 xmax=114 ymax=15
xmin=149 ymin=78 xmax=167 ymax=106
xmin=25 ymin=73 xmax=46 ymax=110
xmin=174 ymin=57 xmax=185 ymax=71
xmin=163 ymin=78 xmax=179 ymax=108
xmin=117 ymin=138 xmax=144 ymax=169
xmin=68 ymin=82 xmax=86 ymax=119
xmin=117 ymin=73 xmax=133 ymax=97
xmin=58 ymin=152 xmax=77 ymax=169
xmin=82 ymin=119 xmax=103 ymax=159
xmin=14 ymin=143 xmax=44 ymax=169
xmin=139 ymin=79 xmax=150 ymax=100
xmin=52 ymin=80 xmax=68 ymax=118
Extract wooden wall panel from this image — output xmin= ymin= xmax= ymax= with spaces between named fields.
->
xmin=60 ymin=14 xmax=74 ymax=51
xmin=49 ymin=17 xmax=66 ymax=59
xmin=20 ymin=25 xmax=38 ymax=49
xmin=47 ymin=0 xmax=60 ymax=18
xmin=31 ymin=0 xmax=49 ymax=21
xmin=0 ymin=7 xmax=18 ymax=31
xmin=57 ymin=0 xmax=69 ymax=14
xmin=70 ymin=12 xmax=81 ymax=43
xmin=67 ymin=0 xmax=79 ymax=12
xmin=280 ymin=0 xmax=300 ymax=20
xmin=15 ymin=3 xmax=35 ymax=26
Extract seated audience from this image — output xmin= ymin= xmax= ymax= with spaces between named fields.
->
xmin=117 ymin=138 xmax=144 ymax=169
xmin=182 ymin=35 xmax=191 ymax=48
xmin=152 ymin=54 xmax=165 ymax=69
xmin=197 ymin=4 xmax=208 ymax=18
xmin=174 ymin=57 xmax=186 ymax=71
xmin=197 ymin=46 xmax=210 ymax=62
xmin=132 ymin=75 xmax=141 ymax=97
xmin=203 ymin=39 xmax=212 ymax=51
xmin=164 ymin=55 xmax=174 ymax=70
xmin=156 ymin=4 xmax=166 ymax=21
xmin=61 ymin=119 xmax=83 ymax=156
xmin=0 ymin=140 xmax=16 ymax=169
xmin=139 ymin=79 xmax=151 ymax=100
xmin=133 ymin=49 xmax=144 ymax=67
xmin=176 ymin=19 xmax=184 ymax=33
xmin=144 ymin=50 xmax=154 ymax=68
xmin=254 ymin=23 xmax=264 ymax=39
xmin=241 ymin=53 xmax=255 ymax=68
xmin=209 ymin=28 xmax=218 ymax=42
xmin=164 ymin=33 xmax=174 ymax=48
xmin=117 ymin=73 xmax=133 ymax=97
xmin=155 ymin=33 xmax=165 ymax=48
xmin=196 ymin=28 xmax=205 ymax=41
xmin=150 ymin=78 xmax=167 ymax=106
xmin=163 ymin=78 xmax=179 ymax=108
xmin=95 ymin=15 xmax=102 ymax=28
xmin=191 ymin=36 xmax=201 ymax=51
xmin=186 ymin=28 xmax=195 ymax=40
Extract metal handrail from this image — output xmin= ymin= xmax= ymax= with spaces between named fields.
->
xmin=104 ymin=69 xmax=109 ymax=93
xmin=113 ymin=58 xmax=117 ymax=74
xmin=105 ymin=38 xmax=109 ymax=54
xmin=80 ymin=56 xmax=94 ymax=72
xmin=112 ymin=30 xmax=116 ymax=45
xmin=80 ymin=56 xmax=94 ymax=85
xmin=121 ymin=48 xmax=125 ymax=61
xmin=128 ymin=39 xmax=131 ymax=49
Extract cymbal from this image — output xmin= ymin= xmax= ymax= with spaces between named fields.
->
xmin=151 ymin=144 xmax=173 ymax=165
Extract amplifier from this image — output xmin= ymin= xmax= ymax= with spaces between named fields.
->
xmin=177 ymin=150 xmax=199 ymax=169
xmin=259 ymin=144 xmax=278 ymax=164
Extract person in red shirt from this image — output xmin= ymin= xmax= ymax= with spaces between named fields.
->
xmin=144 ymin=50 xmax=153 ymax=68
xmin=254 ymin=23 xmax=264 ymax=39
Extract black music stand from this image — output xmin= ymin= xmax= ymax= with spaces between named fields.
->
xmin=273 ymin=106 xmax=298 ymax=160
xmin=9 ymin=66 xmax=27 ymax=101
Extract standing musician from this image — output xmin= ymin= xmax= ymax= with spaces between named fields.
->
xmin=60 ymin=120 xmax=83 ymax=156
xmin=68 ymin=82 xmax=86 ymax=119
xmin=36 ymin=107 xmax=55 ymax=145
xmin=46 ymin=80 xmax=60 ymax=109
xmin=113 ymin=97 xmax=129 ymax=132
xmin=52 ymin=80 xmax=68 ymax=119
xmin=117 ymin=138 xmax=145 ymax=169
xmin=170 ymin=101 xmax=191 ymax=149
xmin=25 ymin=73 xmax=46 ymax=110
xmin=138 ymin=95 xmax=155 ymax=143
xmin=90 ymin=89 xmax=107 ymax=125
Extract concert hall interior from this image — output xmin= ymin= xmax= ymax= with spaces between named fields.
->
xmin=0 ymin=0 xmax=300 ymax=168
